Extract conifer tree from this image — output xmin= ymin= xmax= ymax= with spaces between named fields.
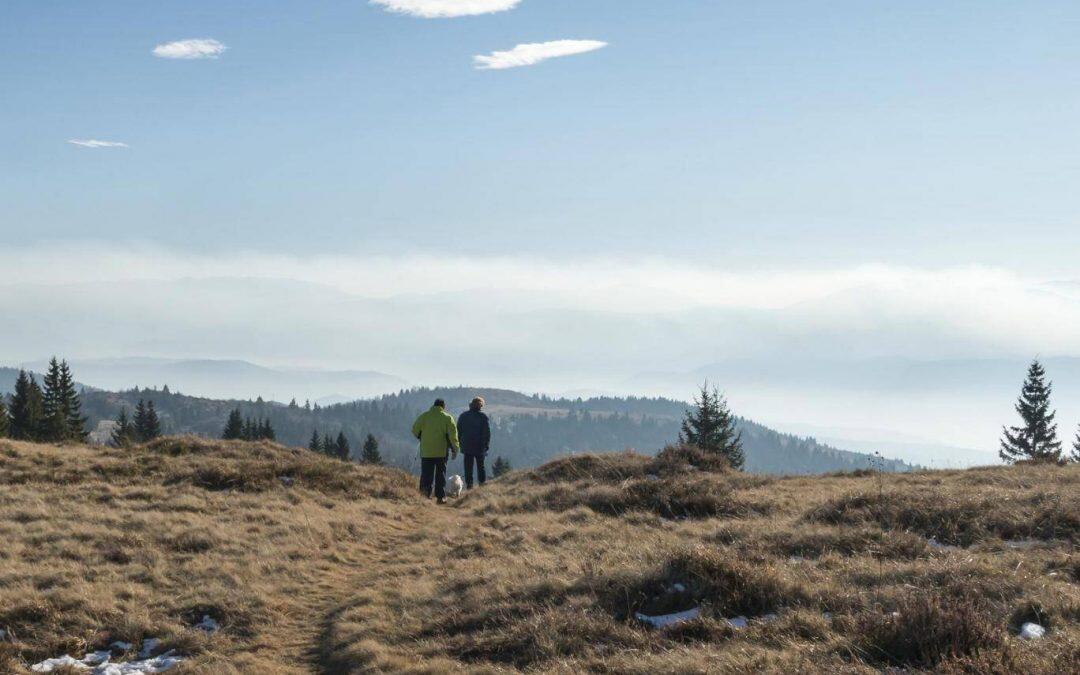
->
xmin=335 ymin=431 xmax=350 ymax=461
xmin=134 ymin=400 xmax=162 ymax=442
xmin=0 ymin=398 xmax=9 ymax=438
xmin=222 ymin=408 xmax=244 ymax=440
xmin=133 ymin=400 xmax=149 ymax=442
xmin=111 ymin=409 xmax=136 ymax=447
xmin=679 ymin=383 xmax=744 ymax=470
xmin=361 ymin=433 xmax=382 ymax=464
xmin=41 ymin=357 xmax=66 ymax=441
xmin=9 ymin=370 xmax=45 ymax=441
xmin=1072 ymin=425 xmax=1080 ymax=463
xmin=322 ymin=433 xmax=334 ymax=456
xmin=260 ymin=418 xmax=276 ymax=441
xmin=1000 ymin=360 xmax=1062 ymax=464
xmin=242 ymin=417 xmax=257 ymax=441
xmin=492 ymin=456 xmax=511 ymax=478
xmin=308 ymin=429 xmax=321 ymax=453
xmin=59 ymin=361 xmax=87 ymax=441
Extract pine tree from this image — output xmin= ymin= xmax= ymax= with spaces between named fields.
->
xmin=111 ymin=409 xmax=136 ymax=447
xmin=134 ymin=400 xmax=162 ymax=442
xmin=242 ymin=417 xmax=257 ymax=441
xmin=9 ymin=370 xmax=45 ymax=441
xmin=492 ymin=456 xmax=512 ymax=478
xmin=260 ymin=418 xmax=276 ymax=441
xmin=0 ymin=398 xmax=9 ymax=438
xmin=335 ymin=431 xmax=350 ymax=461
xmin=59 ymin=361 xmax=87 ymax=441
xmin=41 ymin=357 xmax=67 ymax=441
xmin=361 ymin=433 xmax=382 ymax=464
xmin=679 ymin=383 xmax=745 ymax=470
xmin=322 ymin=433 xmax=334 ymax=457
xmin=308 ymin=429 xmax=321 ymax=453
xmin=1000 ymin=360 xmax=1062 ymax=464
xmin=222 ymin=408 xmax=244 ymax=440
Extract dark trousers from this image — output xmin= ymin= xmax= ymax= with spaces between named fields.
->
xmin=420 ymin=456 xmax=448 ymax=499
xmin=464 ymin=454 xmax=486 ymax=489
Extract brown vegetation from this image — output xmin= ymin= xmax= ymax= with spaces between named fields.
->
xmin=0 ymin=440 xmax=1076 ymax=673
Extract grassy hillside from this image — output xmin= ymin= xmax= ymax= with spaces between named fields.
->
xmin=0 ymin=438 xmax=1075 ymax=673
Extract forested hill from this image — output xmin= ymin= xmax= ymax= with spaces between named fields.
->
xmin=63 ymin=384 xmax=913 ymax=475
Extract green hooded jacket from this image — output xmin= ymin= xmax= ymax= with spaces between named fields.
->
xmin=411 ymin=405 xmax=461 ymax=459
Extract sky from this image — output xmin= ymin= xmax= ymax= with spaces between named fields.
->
xmin=3 ymin=1 xmax=1080 ymax=456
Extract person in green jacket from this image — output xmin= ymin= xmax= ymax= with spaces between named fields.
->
xmin=411 ymin=398 xmax=460 ymax=504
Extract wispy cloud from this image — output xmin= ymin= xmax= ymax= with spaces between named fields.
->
xmin=152 ymin=38 xmax=227 ymax=60
xmin=370 ymin=0 xmax=521 ymax=18
xmin=474 ymin=39 xmax=607 ymax=70
xmin=67 ymin=139 xmax=129 ymax=149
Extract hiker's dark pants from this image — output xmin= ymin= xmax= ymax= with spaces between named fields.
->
xmin=464 ymin=454 xmax=486 ymax=489
xmin=420 ymin=456 xmax=448 ymax=499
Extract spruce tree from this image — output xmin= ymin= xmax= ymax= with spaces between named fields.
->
xmin=322 ymin=433 xmax=334 ymax=457
xmin=59 ymin=361 xmax=87 ymax=441
xmin=260 ymin=418 xmax=276 ymax=441
xmin=679 ymin=383 xmax=745 ymax=470
xmin=41 ymin=358 xmax=63 ymax=441
xmin=133 ymin=400 xmax=149 ymax=442
xmin=361 ymin=433 xmax=382 ymax=464
xmin=308 ymin=429 xmax=321 ymax=453
xmin=0 ymin=398 xmax=9 ymax=438
xmin=1072 ymin=425 xmax=1080 ymax=463
xmin=242 ymin=417 xmax=257 ymax=441
xmin=222 ymin=409 xmax=244 ymax=439
xmin=492 ymin=456 xmax=511 ymax=477
xmin=111 ymin=409 xmax=136 ymax=447
xmin=335 ymin=431 xmax=350 ymax=461
xmin=144 ymin=401 xmax=161 ymax=440
xmin=1000 ymin=360 xmax=1062 ymax=464
xmin=9 ymin=370 xmax=45 ymax=441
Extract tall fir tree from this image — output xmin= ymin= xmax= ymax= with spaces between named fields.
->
xmin=9 ymin=370 xmax=45 ymax=441
xmin=41 ymin=357 xmax=66 ymax=441
xmin=308 ymin=429 xmax=321 ymax=453
xmin=492 ymin=456 xmax=512 ymax=478
xmin=222 ymin=408 xmax=244 ymax=440
xmin=242 ymin=417 xmax=257 ymax=441
xmin=1072 ymin=424 xmax=1080 ymax=463
xmin=59 ymin=361 xmax=87 ymax=441
xmin=322 ymin=433 xmax=334 ymax=457
xmin=144 ymin=401 xmax=162 ymax=440
xmin=679 ymin=383 xmax=745 ymax=470
xmin=0 ymin=397 xmax=9 ymax=438
xmin=111 ymin=409 xmax=136 ymax=447
xmin=361 ymin=433 xmax=382 ymax=464
xmin=1000 ymin=360 xmax=1062 ymax=464
xmin=335 ymin=431 xmax=350 ymax=461
xmin=260 ymin=418 xmax=276 ymax=441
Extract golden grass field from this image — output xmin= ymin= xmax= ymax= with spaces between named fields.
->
xmin=0 ymin=438 xmax=1076 ymax=673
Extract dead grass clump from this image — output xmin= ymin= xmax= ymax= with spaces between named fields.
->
xmin=651 ymin=443 xmax=731 ymax=473
xmin=776 ymin=526 xmax=928 ymax=560
xmin=523 ymin=452 xmax=652 ymax=484
xmin=806 ymin=488 xmax=1079 ymax=546
xmin=850 ymin=594 xmax=999 ymax=668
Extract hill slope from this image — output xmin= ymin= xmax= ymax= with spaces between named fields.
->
xmin=0 ymin=438 xmax=1075 ymax=673
xmin=72 ymin=385 xmax=914 ymax=475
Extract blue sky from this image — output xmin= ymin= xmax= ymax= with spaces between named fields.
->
xmin=4 ymin=1 xmax=1080 ymax=266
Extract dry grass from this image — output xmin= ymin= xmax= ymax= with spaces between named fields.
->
xmin=0 ymin=440 xmax=1077 ymax=673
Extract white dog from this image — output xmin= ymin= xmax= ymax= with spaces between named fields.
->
xmin=447 ymin=474 xmax=464 ymax=498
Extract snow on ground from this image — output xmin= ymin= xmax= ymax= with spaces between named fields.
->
xmin=927 ymin=537 xmax=960 ymax=551
xmin=1020 ymin=622 xmax=1046 ymax=640
xmin=194 ymin=614 xmax=220 ymax=632
xmin=727 ymin=616 xmax=749 ymax=629
xmin=635 ymin=607 xmax=701 ymax=628
xmin=31 ymin=639 xmax=182 ymax=674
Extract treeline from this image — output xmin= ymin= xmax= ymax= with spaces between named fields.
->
xmin=0 ymin=359 xmax=87 ymax=443
xmin=111 ymin=399 xmax=162 ymax=446
xmin=221 ymin=408 xmax=276 ymax=441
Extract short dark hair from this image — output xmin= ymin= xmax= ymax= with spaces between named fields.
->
xmin=434 ymin=398 xmax=446 ymax=408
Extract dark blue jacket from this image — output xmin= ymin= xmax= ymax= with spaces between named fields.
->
xmin=457 ymin=409 xmax=491 ymax=456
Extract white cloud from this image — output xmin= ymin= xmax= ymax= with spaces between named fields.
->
xmin=67 ymin=140 xmax=128 ymax=149
xmin=152 ymin=39 xmax=227 ymax=60
xmin=370 ymin=0 xmax=521 ymax=18
xmin=474 ymin=39 xmax=607 ymax=70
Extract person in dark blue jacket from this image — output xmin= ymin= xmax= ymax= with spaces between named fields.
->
xmin=457 ymin=396 xmax=491 ymax=489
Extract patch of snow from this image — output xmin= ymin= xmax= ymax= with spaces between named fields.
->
xmin=1020 ymin=622 xmax=1046 ymax=640
xmin=110 ymin=642 xmax=133 ymax=651
xmin=788 ymin=555 xmax=805 ymax=563
xmin=279 ymin=476 xmax=295 ymax=487
xmin=671 ymin=583 xmax=685 ymax=593
xmin=32 ymin=649 xmax=183 ymax=673
xmin=635 ymin=606 xmax=701 ymax=628
xmin=194 ymin=615 xmax=220 ymax=633
xmin=822 ymin=612 xmax=832 ymax=620
xmin=645 ymin=474 xmax=660 ymax=482
xmin=727 ymin=616 xmax=749 ymax=629
xmin=138 ymin=639 xmax=161 ymax=659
